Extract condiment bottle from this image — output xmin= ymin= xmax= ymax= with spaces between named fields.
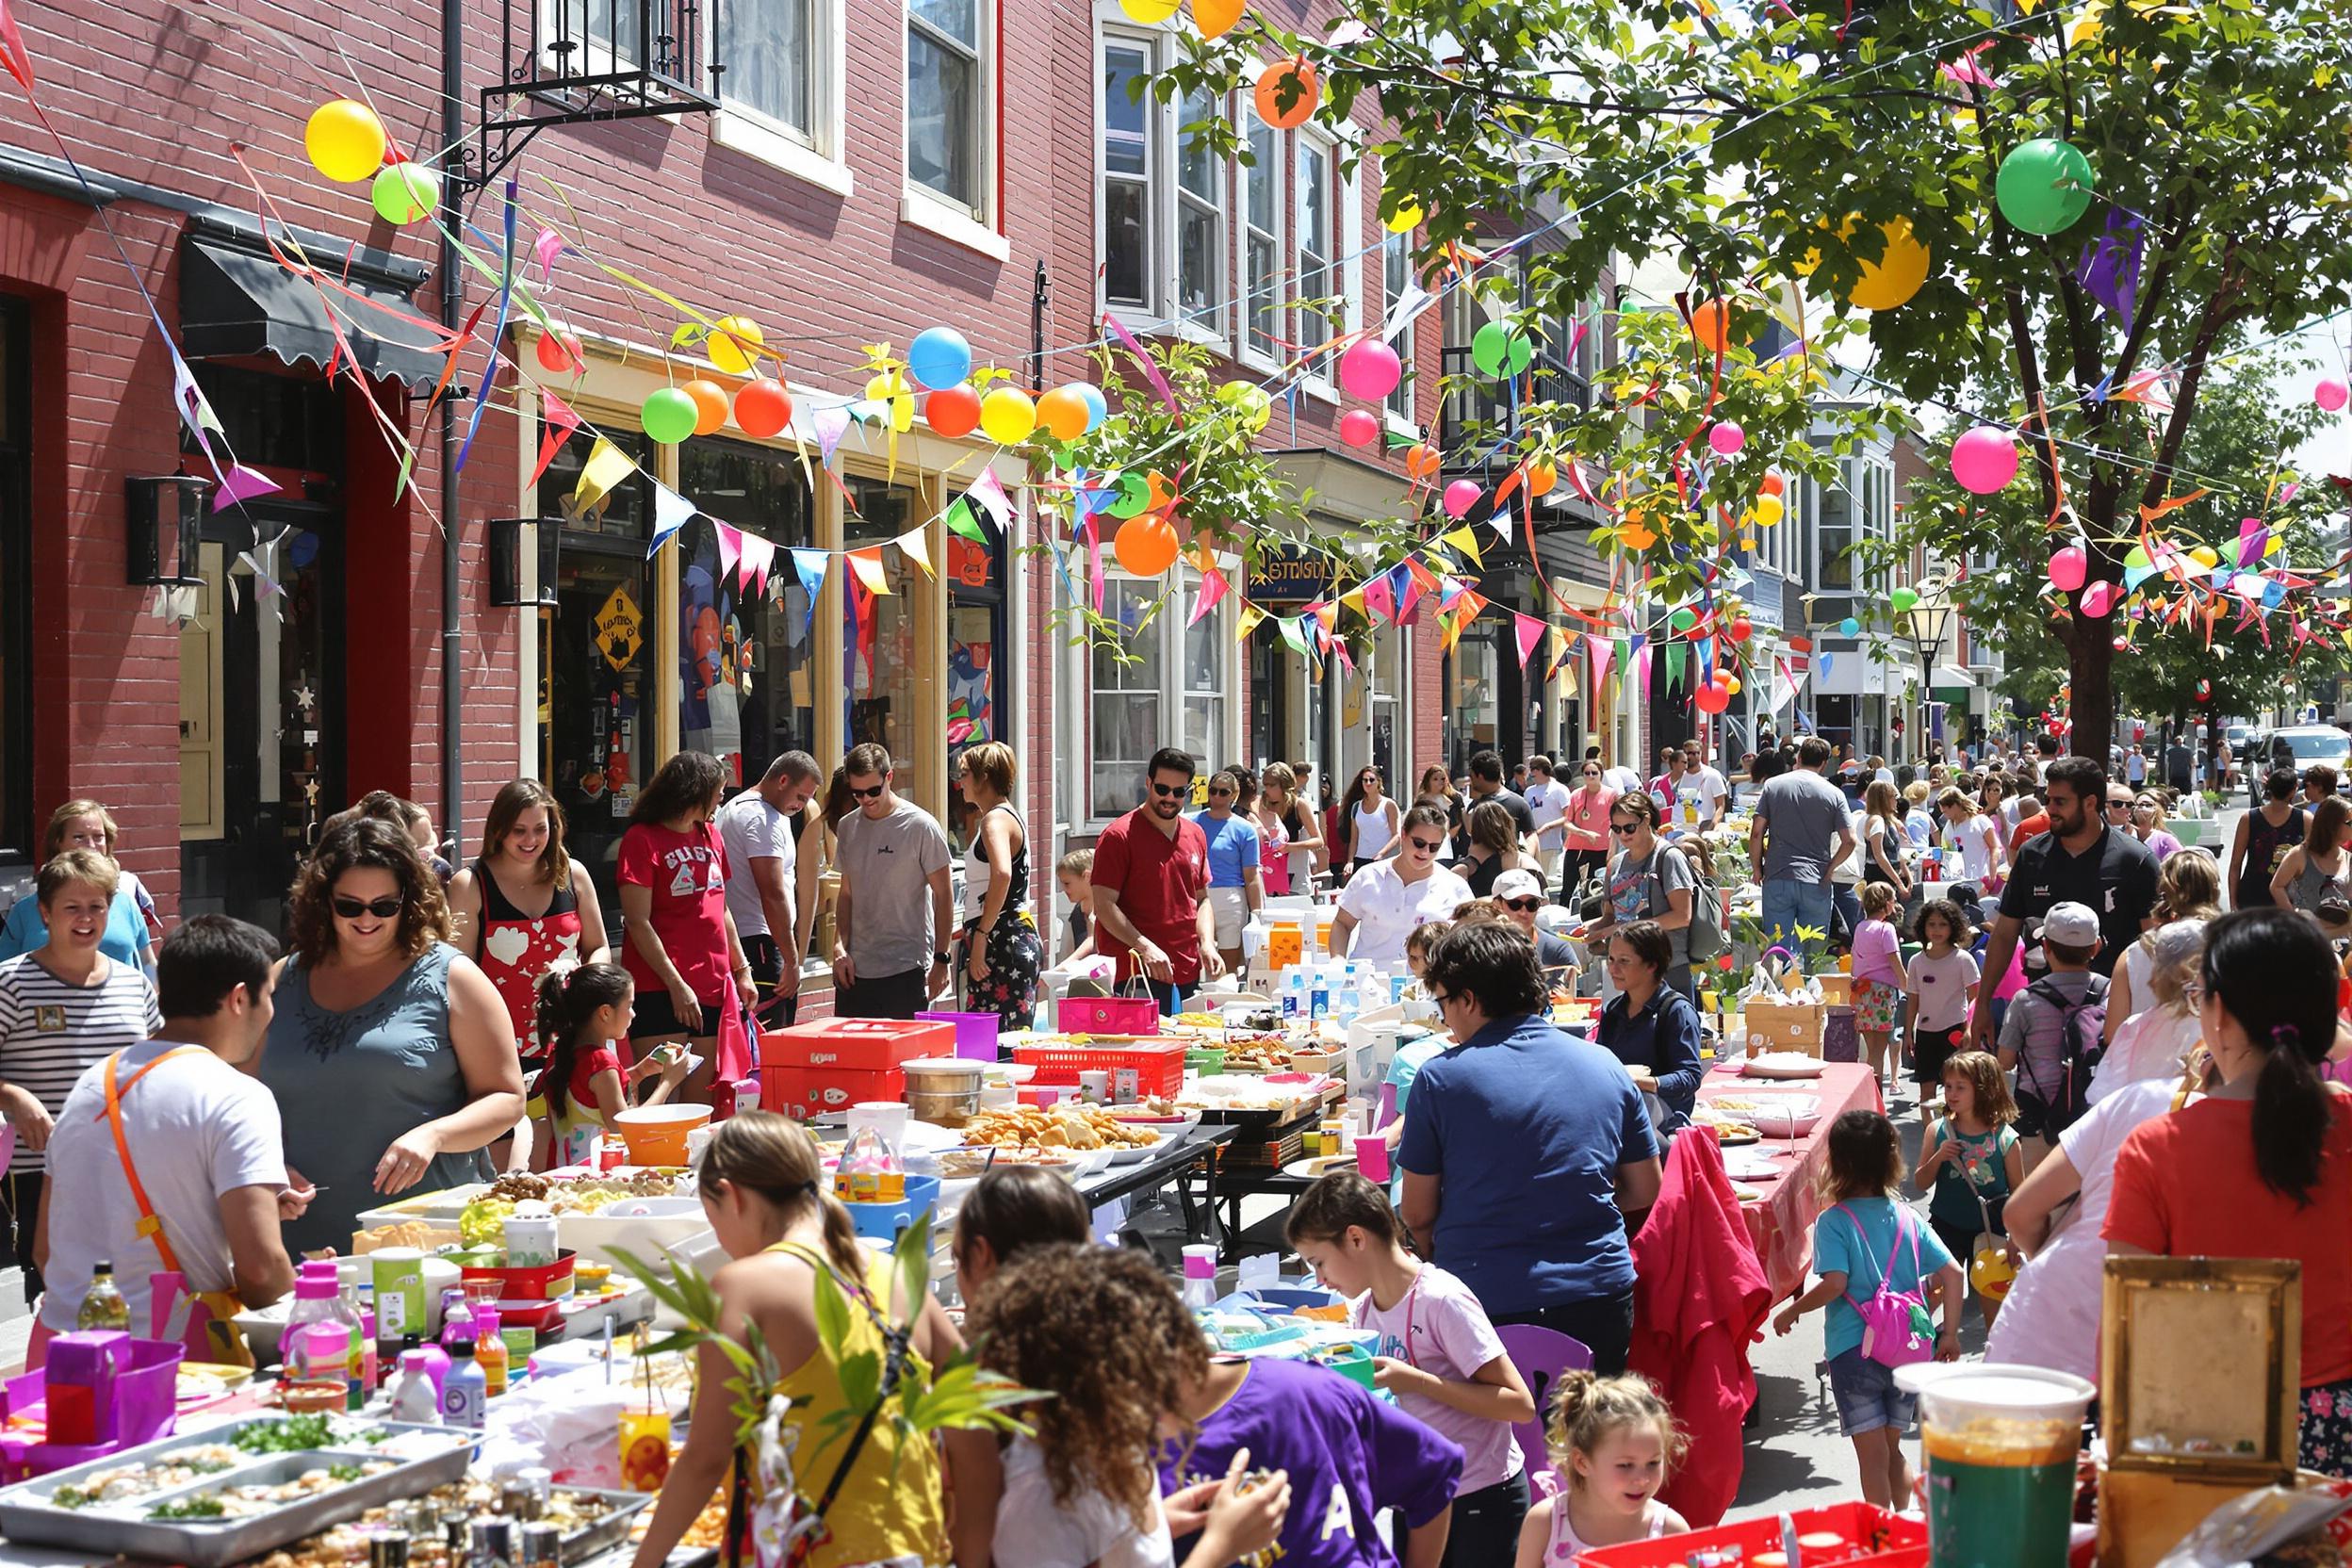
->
xmin=76 ymin=1261 xmax=130 ymax=1331
xmin=474 ymin=1307 xmax=508 ymax=1397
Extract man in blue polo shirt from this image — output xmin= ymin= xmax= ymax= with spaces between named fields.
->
xmin=1188 ymin=769 xmax=1265 ymax=975
xmin=1399 ymin=921 xmax=1662 ymax=1374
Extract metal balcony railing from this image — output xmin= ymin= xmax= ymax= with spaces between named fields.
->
xmin=1438 ymin=346 xmax=1592 ymax=476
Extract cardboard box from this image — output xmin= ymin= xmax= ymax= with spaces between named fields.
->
xmin=1813 ymin=973 xmax=1853 ymax=1007
xmin=760 ymin=1016 xmax=953 ymax=1071
xmin=1742 ymin=999 xmax=1826 ymax=1055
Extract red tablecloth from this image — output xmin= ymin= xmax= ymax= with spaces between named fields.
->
xmin=1695 ymin=1059 xmax=1885 ymax=1302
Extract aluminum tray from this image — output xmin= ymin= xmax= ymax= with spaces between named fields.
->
xmin=0 ymin=1418 xmax=470 ymax=1568
xmin=546 ymin=1485 xmax=656 ymax=1565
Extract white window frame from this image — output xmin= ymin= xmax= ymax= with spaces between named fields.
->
xmin=709 ymin=0 xmax=851 ymax=196
xmin=903 ymin=0 xmax=1005 ymax=258
xmin=1092 ymin=17 xmax=1231 ymax=345
xmin=1292 ymin=126 xmax=1342 ymax=397
xmin=1085 ymin=568 xmax=1237 ymax=827
xmin=1171 ymin=85 xmax=1231 ymax=347
xmin=1380 ymin=229 xmax=1418 ymax=433
xmin=1236 ymin=114 xmax=1286 ymax=374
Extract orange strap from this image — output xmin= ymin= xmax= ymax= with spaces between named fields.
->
xmin=99 ymin=1047 xmax=207 ymax=1277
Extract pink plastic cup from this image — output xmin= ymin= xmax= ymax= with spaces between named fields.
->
xmin=1354 ymin=1135 xmax=1392 ymax=1182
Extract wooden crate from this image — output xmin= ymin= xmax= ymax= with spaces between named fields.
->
xmin=1218 ymin=1115 xmax=1315 ymax=1172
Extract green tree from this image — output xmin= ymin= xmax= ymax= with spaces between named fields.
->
xmin=1160 ymin=0 xmax=2352 ymax=750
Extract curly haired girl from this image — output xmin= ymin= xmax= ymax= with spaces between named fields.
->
xmin=972 ymin=1246 xmax=1290 ymax=1568
xmin=1512 ymin=1371 xmax=1690 ymax=1563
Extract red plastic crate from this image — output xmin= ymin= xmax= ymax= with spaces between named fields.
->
xmin=760 ymin=1017 xmax=953 ymax=1070
xmin=1010 ymin=1039 xmax=1186 ymax=1099
xmin=1575 ymin=1502 xmax=1923 ymax=1565
xmin=461 ymin=1250 xmax=577 ymax=1302
xmin=762 ymin=1064 xmax=908 ymax=1119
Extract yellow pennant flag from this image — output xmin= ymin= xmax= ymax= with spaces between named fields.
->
xmin=1314 ymin=601 xmax=1340 ymax=633
xmin=1337 ymin=586 xmax=1367 ymax=617
xmin=846 ymin=547 xmax=892 ymax=596
xmin=892 ymin=526 xmax=934 ymax=580
xmin=572 ymin=436 xmax=638 ymax=516
xmin=1439 ymin=611 xmax=1464 ymax=653
xmin=1236 ymin=603 xmax=1267 ymax=642
xmin=1443 ymin=525 xmax=1485 ymax=568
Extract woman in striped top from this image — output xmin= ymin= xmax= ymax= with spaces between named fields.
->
xmin=0 ymin=850 xmax=162 ymax=1304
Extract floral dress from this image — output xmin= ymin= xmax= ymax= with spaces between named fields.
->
xmin=962 ymin=805 xmax=1042 ymax=1033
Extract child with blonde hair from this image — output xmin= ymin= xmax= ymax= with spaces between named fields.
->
xmin=1851 ymin=883 xmax=1908 ymax=1095
xmin=1511 ymin=1372 xmax=1690 ymax=1563
xmin=1910 ymin=1050 xmax=2023 ymax=1329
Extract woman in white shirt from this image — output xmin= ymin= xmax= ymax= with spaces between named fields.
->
xmin=1330 ymin=806 xmax=1473 ymax=967
xmin=1936 ymin=786 xmax=2004 ymax=889
xmin=972 ymin=1245 xmax=1288 ymax=1568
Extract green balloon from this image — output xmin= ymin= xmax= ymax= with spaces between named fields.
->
xmin=1107 ymin=472 xmax=1152 ymax=518
xmin=370 ymin=163 xmax=440 ymax=225
xmin=1996 ymin=138 xmax=2095 ymax=236
xmin=1471 ymin=320 xmax=1536 ymax=379
xmin=1891 ymin=587 xmax=1919 ymax=614
xmin=641 ymin=386 xmax=698 ymax=445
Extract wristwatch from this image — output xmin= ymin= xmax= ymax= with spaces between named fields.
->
xmin=934 ymin=950 xmax=952 ymax=967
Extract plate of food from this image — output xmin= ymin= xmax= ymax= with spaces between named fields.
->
xmin=960 ymin=1103 xmax=1159 ymax=1169
xmin=1742 ymin=1052 xmax=1827 ymax=1079
xmin=1690 ymin=1107 xmax=1761 ymax=1146
xmin=1280 ymin=1154 xmax=1359 ymax=1180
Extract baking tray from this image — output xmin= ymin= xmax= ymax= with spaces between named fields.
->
xmin=0 ymin=1418 xmax=470 ymax=1567
xmin=547 ymin=1485 xmax=657 ymax=1564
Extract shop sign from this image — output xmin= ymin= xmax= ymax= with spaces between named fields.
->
xmin=1247 ymin=548 xmax=1331 ymax=603
xmin=595 ymin=584 xmax=644 ymax=671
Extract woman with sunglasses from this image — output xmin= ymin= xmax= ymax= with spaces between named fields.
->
xmin=262 ymin=818 xmax=526 ymax=1255
xmin=1586 ymin=792 xmax=1696 ymax=1005
xmin=1329 ymin=806 xmax=1471 ymax=967
xmin=1560 ymin=760 xmax=1618 ymax=908
xmin=1595 ymin=921 xmax=1704 ymax=1128
xmin=1457 ymin=800 xmax=1528 ymax=900
xmin=2129 ymin=792 xmax=2184 ymax=862
xmin=1338 ymin=766 xmax=1401 ymax=880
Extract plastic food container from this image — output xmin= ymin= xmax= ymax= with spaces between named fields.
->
xmin=901 ymin=1059 xmax=985 ymax=1125
xmin=1897 ymin=1363 xmax=2093 ymax=1568
xmin=611 ymin=1105 xmax=711 ymax=1166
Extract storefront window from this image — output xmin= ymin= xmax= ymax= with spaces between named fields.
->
xmin=538 ymin=428 xmax=655 ymax=897
xmin=1091 ymin=577 xmax=1164 ymax=818
xmin=677 ymin=438 xmax=815 ymax=789
xmin=1181 ymin=571 xmax=1228 ymax=767
xmin=946 ymin=506 xmax=1006 ymax=855
xmin=842 ymin=476 xmax=919 ymax=767
xmin=1447 ymin=630 xmax=1501 ymax=772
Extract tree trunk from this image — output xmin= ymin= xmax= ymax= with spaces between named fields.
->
xmin=2067 ymin=609 xmax=2115 ymax=762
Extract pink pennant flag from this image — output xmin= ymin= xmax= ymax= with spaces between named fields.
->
xmin=737 ymin=532 xmax=776 ymax=596
xmin=1189 ymin=565 xmax=1230 ymax=627
xmin=212 ymin=462 xmax=281 ymax=512
xmin=531 ymin=391 xmax=581 ymax=486
xmin=1513 ymin=612 xmax=1544 ymax=667
xmin=968 ymin=467 xmax=1013 ymax=532
xmin=532 ymin=226 xmax=566 ymax=283
xmin=1633 ymin=641 xmax=1655 ymax=693
xmin=715 ymin=521 xmax=743 ymax=583
xmin=1362 ymin=574 xmax=1394 ymax=624
xmin=1589 ymin=635 xmax=1615 ymax=698
xmin=1331 ymin=636 xmax=1355 ymax=674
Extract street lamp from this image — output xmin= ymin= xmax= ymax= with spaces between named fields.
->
xmin=1905 ymin=595 xmax=1956 ymax=760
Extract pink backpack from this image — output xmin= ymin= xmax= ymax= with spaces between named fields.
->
xmin=1833 ymin=1202 xmax=1936 ymax=1368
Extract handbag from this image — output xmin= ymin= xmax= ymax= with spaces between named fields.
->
xmin=1058 ymin=975 xmax=1162 ymax=1035
xmin=1832 ymin=1201 xmax=1936 ymax=1368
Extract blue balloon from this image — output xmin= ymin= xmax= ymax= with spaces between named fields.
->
xmin=1838 ymin=616 xmax=1860 ymax=637
xmin=906 ymin=327 xmax=972 ymax=392
xmin=1073 ymin=384 xmax=1108 ymax=433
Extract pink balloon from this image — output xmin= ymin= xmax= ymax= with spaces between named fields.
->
xmin=1338 ymin=339 xmax=1402 ymax=401
xmin=2080 ymin=580 xmax=2116 ymax=618
xmin=1708 ymin=421 xmax=1745 ymax=457
xmin=2318 ymin=377 xmax=2349 ymax=413
xmin=2047 ymin=545 xmax=2087 ymax=592
xmin=1338 ymin=408 xmax=1381 ymax=448
xmin=1952 ymin=426 xmax=2020 ymax=495
xmin=1443 ymin=479 xmax=1482 ymax=518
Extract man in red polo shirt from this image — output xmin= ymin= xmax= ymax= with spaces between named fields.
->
xmin=1091 ymin=747 xmax=1224 ymax=1013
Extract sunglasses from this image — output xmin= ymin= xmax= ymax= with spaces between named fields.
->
xmin=1208 ymin=787 xmax=1235 ymax=797
xmin=1504 ymin=897 xmax=1543 ymax=911
xmin=1407 ymin=836 xmax=1445 ymax=853
xmin=2106 ymin=800 xmax=2132 ymax=810
xmin=332 ymin=894 xmax=404 ymax=921
xmin=1150 ymin=781 xmax=1188 ymax=798
xmin=1610 ymin=822 xmax=1642 ymax=836
xmin=849 ymin=783 xmax=888 ymax=801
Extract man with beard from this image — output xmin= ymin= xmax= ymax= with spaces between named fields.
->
xmin=1089 ymin=747 xmax=1224 ymax=1014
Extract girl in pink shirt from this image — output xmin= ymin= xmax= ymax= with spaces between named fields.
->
xmin=1560 ymin=763 xmax=1619 ymax=906
xmin=1851 ymin=882 xmax=1909 ymax=1092
xmin=1514 ymin=1373 xmax=1690 ymax=1565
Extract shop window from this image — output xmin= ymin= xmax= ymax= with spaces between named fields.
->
xmin=946 ymin=509 xmax=1006 ymax=855
xmin=1088 ymin=570 xmax=1231 ymax=821
xmin=677 ymin=437 xmax=815 ymax=790
xmin=843 ymin=476 xmax=919 ymax=767
xmin=0 ymin=296 xmax=27 ymax=864
xmin=906 ymin=0 xmax=990 ymax=217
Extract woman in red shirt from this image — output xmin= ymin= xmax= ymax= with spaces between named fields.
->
xmin=615 ymin=753 xmax=757 ymax=1102
xmin=2104 ymin=906 xmax=2352 ymax=1475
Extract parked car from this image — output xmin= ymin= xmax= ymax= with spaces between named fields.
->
xmin=2251 ymin=725 xmax=2352 ymax=803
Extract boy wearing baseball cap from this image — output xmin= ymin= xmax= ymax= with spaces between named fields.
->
xmin=1996 ymin=901 xmax=2107 ymax=1169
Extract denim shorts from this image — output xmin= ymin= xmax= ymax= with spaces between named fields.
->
xmin=1829 ymin=1348 xmax=1919 ymax=1437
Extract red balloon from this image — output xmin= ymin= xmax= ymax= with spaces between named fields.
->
xmin=1693 ymin=682 xmax=1730 ymax=714
xmin=735 ymin=377 xmax=792 ymax=438
xmin=1727 ymin=616 xmax=1753 ymax=643
xmin=927 ymin=384 xmax=982 ymax=438
xmin=535 ymin=331 xmax=581 ymax=374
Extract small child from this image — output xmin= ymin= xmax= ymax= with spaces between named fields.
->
xmin=531 ymin=963 xmax=688 ymax=1169
xmin=1998 ymin=901 xmax=2109 ymax=1168
xmin=1287 ymin=1171 xmax=1535 ymax=1567
xmin=1511 ymin=1372 xmax=1690 ymax=1565
xmin=1379 ymin=923 xmax=1455 ymax=1166
xmin=1909 ymin=1051 xmax=2021 ymax=1329
xmin=1851 ymin=883 xmax=1908 ymax=1096
xmin=1056 ymin=849 xmax=1098 ymax=963
xmin=1772 ymin=1109 xmax=1964 ymax=1510
xmin=1903 ymin=899 xmax=1981 ymax=1117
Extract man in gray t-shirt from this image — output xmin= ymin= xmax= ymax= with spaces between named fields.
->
xmin=1748 ymin=736 xmax=1855 ymax=960
xmin=830 ymin=744 xmax=954 ymax=1019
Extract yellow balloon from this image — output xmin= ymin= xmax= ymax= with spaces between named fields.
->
xmin=709 ymin=316 xmax=763 ymax=374
xmin=1755 ymin=494 xmax=1786 ymax=527
xmin=1386 ymin=203 xmax=1424 ymax=235
xmin=1724 ymin=676 xmax=1742 ymax=696
xmin=979 ymin=387 xmax=1037 ymax=445
xmin=1119 ymin=0 xmax=1178 ymax=18
xmin=305 ymin=99 xmax=387 ymax=184
xmin=2190 ymin=545 xmax=2220 ymax=569
xmin=1849 ymin=216 xmax=1931 ymax=311
xmin=863 ymin=371 xmax=915 ymax=433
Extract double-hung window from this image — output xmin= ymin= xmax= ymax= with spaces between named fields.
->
xmin=1241 ymin=120 xmax=1284 ymax=364
xmin=907 ymin=0 xmax=988 ymax=217
xmin=1295 ymin=134 xmax=1334 ymax=358
xmin=1380 ymin=231 xmax=1415 ymax=420
xmin=1099 ymin=26 xmax=1229 ymax=332
xmin=722 ymin=0 xmax=814 ymax=139
xmin=1101 ymin=38 xmax=1153 ymax=311
xmin=1087 ymin=571 xmax=1233 ymax=821
xmin=1174 ymin=88 xmax=1224 ymax=329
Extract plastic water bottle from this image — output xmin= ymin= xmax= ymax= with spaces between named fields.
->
xmin=439 ymin=1335 xmax=486 ymax=1429
xmin=1282 ymin=969 xmax=1305 ymax=1021
xmin=1310 ymin=968 xmax=1331 ymax=1021
xmin=76 ymin=1262 xmax=130 ymax=1332
xmin=384 ymin=1349 xmax=442 ymax=1425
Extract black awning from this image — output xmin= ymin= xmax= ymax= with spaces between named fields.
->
xmin=180 ymin=236 xmax=445 ymax=393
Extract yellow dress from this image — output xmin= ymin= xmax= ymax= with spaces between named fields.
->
xmin=762 ymin=1240 xmax=946 ymax=1568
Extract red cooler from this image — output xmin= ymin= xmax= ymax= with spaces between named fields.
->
xmin=759 ymin=1017 xmax=955 ymax=1120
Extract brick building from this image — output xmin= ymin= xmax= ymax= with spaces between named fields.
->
xmin=0 ymin=0 xmax=1442 ymax=990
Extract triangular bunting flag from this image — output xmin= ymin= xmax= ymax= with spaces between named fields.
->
xmin=1236 ymin=603 xmax=1266 ymax=642
xmin=894 ymin=525 xmax=935 ymax=580
xmin=1278 ymin=614 xmax=1310 ymax=656
xmin=737 ymin=532 xmax=776 ymax=596
xmin=573 ymin=436 xmax=638 ymax=517
xmin=1189 ymin=565 xmax=1230 ymax=627
xmin=790 ymin=547 xmax=829 ymax=632
xmin=944 ymin=497 xmax=988 ymax=545
xmin=1442 ymin=525 xmax=1485 ymax=568
xmin=531 ymin=392 xmax=581 ymax=487
xmin=1363 ymin=574 xmax=1394 ymax=624
xmin=811 ymin=404 xmax=852 ymax=466
xmin=645 ymin=479 xmax=694 ymax=558
xmin=845 ymin=547 xmax=891 ymax=596
xmin=715 ymin=521 xmax=743 ymax=582
xmin=1513 ymin=613 xmax=1544 ymax=667
xmin=1663 ymin=642 xmax=1685 ymax=693
xmin=968 ymin=468 xmax=1013 ymax=532
xmin=211 ymin=463 xmax=280 ymax=512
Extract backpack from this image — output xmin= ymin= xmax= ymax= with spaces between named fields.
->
xmin=1832 ymin=1202 xmax=1937 ymax=1368
xmin=2013 ymin=973 xmax=2109 ymax=1138
xmin=1643 ymin=845 xmax=1725 ymax=962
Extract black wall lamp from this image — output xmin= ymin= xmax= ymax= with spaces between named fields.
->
xmin=125 ymin=476 xmax=207 ymax=585
xmin=487 ymin=516 xmax=561 ymax=608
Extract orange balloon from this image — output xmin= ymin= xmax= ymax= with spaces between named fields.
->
xmin=734 ymin=377 xmax=793 ymax=438
xmin=1194 ymin=0 xmax=1242 ymax=37
xmin=1036 ymin=386 xmax=1090 ymax=443
xmin=1759 ymin=471 xmax=1785 ymax=498
xmin=1114 ymin=514 xmax=1180 ymax=577
xmin=1146 ymin=470 xmax=1178 ymax=512
xmin=1690 ymin=298 xmax=1735 ymax=353
xmin=1254 ymin=60 xmax=1319 ymax=129
xmin=683 ymin=379 xmax=729 ymax=437
xmin=1405 ymin=442 xmax=1442 ymax=481
xmin=926 ymin=383 xmax=981 ymax=438
xmin=1527 ymin=458 xmax=1557 ymax=498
